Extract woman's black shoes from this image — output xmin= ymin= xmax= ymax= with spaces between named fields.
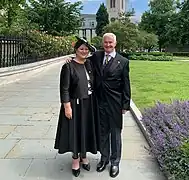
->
xmin=80 ymin=158 xmax=90 ymax=171
xmin=72 ymin=158 xmax=80 ymax=177
xmin=72 ymin=168 xmax=80 ymax=177
xmin=72 ymin=158 xmax=90 ymax=177
xmin=82 ymin=163 xmax=90 ymax=171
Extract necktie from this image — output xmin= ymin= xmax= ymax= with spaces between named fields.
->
xmin=105 ymin=54 xmax=109 ymax=65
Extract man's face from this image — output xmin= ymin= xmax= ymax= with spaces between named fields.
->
xmin=103 ymin=36 xmax=116 ymax=54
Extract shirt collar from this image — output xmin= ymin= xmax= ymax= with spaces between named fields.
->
xmin=105 ymin=50 xmax=116 ymax=58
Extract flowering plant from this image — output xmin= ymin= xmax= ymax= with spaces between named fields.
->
xmin=24 ymin=31 xmax=75 ymax=58
xmin=142 ymin=100 xmax=189 ymax=179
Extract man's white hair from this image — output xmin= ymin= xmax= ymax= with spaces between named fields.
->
xmin=103 ymin=33 xmax=117 ymax=42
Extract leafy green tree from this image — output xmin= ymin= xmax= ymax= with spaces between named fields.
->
xmin=103 ymin=13 xmax=138 ymax=51
xmin=0 ymin=0 xmax=26 ymax=34
xmin=26 ymin=0 xmax=83 ymax=35
xmin=137 ymin=30 xmax=158 ymax=52
xmin=96 ymin=3 xmax=109 ymax=36
xmin=139 ymin=0 xmax=177 ymax=50
xmin=176 ymin=0 xmax=189 ymax=45
xmin=91 ymin=36 xmax=103 ymax=50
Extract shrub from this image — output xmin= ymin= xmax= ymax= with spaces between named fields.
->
xmin=173 ymin=52 xmax=189 ymax=57
xmin=142 ymin=100 xmax=189 ymax=180
xmin=120 ymin=51 xmax=173 ymax=58
xmin=24 ymin=30 xmax=75 ymax=59
xmin=129 ymin=55 xmax=173 ymax=61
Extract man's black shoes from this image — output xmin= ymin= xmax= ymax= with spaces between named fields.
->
xmin=96 ymin=161 xmax=109 ymax=172
xmin=109 ymin=165 xmax=119 ymax=178
xmin=96 ymin=161 xmax=119 ymax=178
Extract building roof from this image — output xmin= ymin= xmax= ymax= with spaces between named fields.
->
xmin=81 ymin=14 xmax=96 ymax=18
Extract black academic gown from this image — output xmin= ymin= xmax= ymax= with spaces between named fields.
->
xmin=89 ymin=51 xmax=131 ymax=129
xmin=54 ymin=59 xmax=100 ymax=155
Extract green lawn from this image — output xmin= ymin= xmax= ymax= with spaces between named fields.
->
xmin=130 ymin=60 xmax=189 ymax=111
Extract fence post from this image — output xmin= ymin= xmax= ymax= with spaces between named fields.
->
xmin=0 ymin=36 xmax=2 ymax=68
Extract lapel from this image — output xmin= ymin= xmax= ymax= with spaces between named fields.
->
xmin=103 ymin=53 xmax=120 ymax=76
xmin=85 ymin=59 xmax=93 ymax=77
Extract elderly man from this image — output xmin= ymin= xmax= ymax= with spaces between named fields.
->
xmin=66 ymin=33 xmax=131 ymax=177
xmin=89 ymin=33 xmax=131 ymax=178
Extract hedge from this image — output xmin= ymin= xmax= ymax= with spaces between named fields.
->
xmin=24 ymin=30 xmax=75 ymax=59
xmin=172 ymin=52 xmax=189 ymax=57
xmin=129 ymin=55 xmax=173 ymax=61
xmin=120 ymin=52 xmax=173 ymax=58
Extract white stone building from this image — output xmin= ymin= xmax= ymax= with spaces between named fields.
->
xmin=78 ymin=0 xmax=128 ymax=41
xmin=78 ymin=14 xmax=97 ymax=42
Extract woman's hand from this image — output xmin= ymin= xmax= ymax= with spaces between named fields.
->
xmin=64 ymin=102 xmax=72 ymax=119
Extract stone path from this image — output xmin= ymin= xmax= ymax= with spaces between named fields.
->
xmin=0 ymin=60 xmax=166 ymax=180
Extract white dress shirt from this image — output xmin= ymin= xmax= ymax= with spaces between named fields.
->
xmin=84 ymin=66 xmax=92 ymax=95
xmin=103 ymin=50 xmax=116 ymax=65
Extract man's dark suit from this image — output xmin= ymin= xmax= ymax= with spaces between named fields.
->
xmin=89 ymin=50 xmax=131 ymax=166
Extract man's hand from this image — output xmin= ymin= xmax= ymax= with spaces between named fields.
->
xmin=65 ymin=57 xmax=72 ymax=63
xmin=122 ymin=110 xmax=127 ymax=114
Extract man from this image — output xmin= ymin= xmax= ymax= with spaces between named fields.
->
xmin=89 ymin=33 xmax=131 ymax=178
xmin=67 ymin=33 xmax=131 ymax=177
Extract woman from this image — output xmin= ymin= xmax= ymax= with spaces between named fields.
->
xmin=54 ymin=37 xmax=99 ymax=177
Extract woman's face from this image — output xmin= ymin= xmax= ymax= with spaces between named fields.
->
xmin=76 ymin=44 xmax=89 ymax=59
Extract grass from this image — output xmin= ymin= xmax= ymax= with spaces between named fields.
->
xmin=130 ymin=60 xmax=189 ymax=111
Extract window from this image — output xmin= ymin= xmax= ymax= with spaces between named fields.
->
xmin=122 ymin=0 xmax=124 ymax=10
xmin=91 ymin=22 xmax=94 ymax=27
xmin=110 ymin=0 xmax=116 ymax=8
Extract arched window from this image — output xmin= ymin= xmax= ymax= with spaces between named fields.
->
xmin=110 ymin=0 xmax=116 ymax=8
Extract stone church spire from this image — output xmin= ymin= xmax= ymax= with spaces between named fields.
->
xmin=106 ymin=0 xmax=127 ymax=21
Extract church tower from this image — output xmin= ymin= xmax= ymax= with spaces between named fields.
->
xmin=106 ymin=0 xmax=127 ymax=21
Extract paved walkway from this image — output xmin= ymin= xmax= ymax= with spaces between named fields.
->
xmin=0 ymin=60 xmax=165 ymax=180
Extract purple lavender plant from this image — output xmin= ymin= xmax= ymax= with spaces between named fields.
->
xmin=141 ymin=100 xmax=189 ymax=179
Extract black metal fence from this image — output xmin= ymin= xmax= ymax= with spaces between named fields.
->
xmin=0 ymin=35 xmax=56 ymax=68
xmin=0 ymin=36 xmax=26 ymax=68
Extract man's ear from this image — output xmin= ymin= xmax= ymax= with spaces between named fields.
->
xmin=115 ymin=41 xmax=117 ymax=47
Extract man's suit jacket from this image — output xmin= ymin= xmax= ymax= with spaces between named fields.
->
xmin=89 ymin=50 xmax=131 ymax=129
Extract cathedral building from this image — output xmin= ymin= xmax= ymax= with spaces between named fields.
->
xmin=79 ymin=0 xmax=128 ymax=41
xmin=106 ymin=0 xmax=127 ymax=21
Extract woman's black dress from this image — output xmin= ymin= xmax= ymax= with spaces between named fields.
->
xmin=54 ymin=60 xmax=100 ymax=155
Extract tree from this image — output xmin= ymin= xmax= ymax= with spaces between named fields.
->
xmin=95 ymin=3 xmax=109 ymax=36
xmin=139 ymin=0 xmax=177 ymax=50
xmin=26 ymin=0 xmax=83 ymax=35
xmin=0 ymin=0 xmax=26 ymax=33
xmin=91 ymin=36 xmax=103 ymax=50
xmin=164 ymin=13 xmax=181 ymax=46
xmin=137 ymin=30 xmax=158 ymax=52
xmin=103 ymin=13 xmax=138 ymax=51
xmin=176 ymin=0 xmax=189 ymax=45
